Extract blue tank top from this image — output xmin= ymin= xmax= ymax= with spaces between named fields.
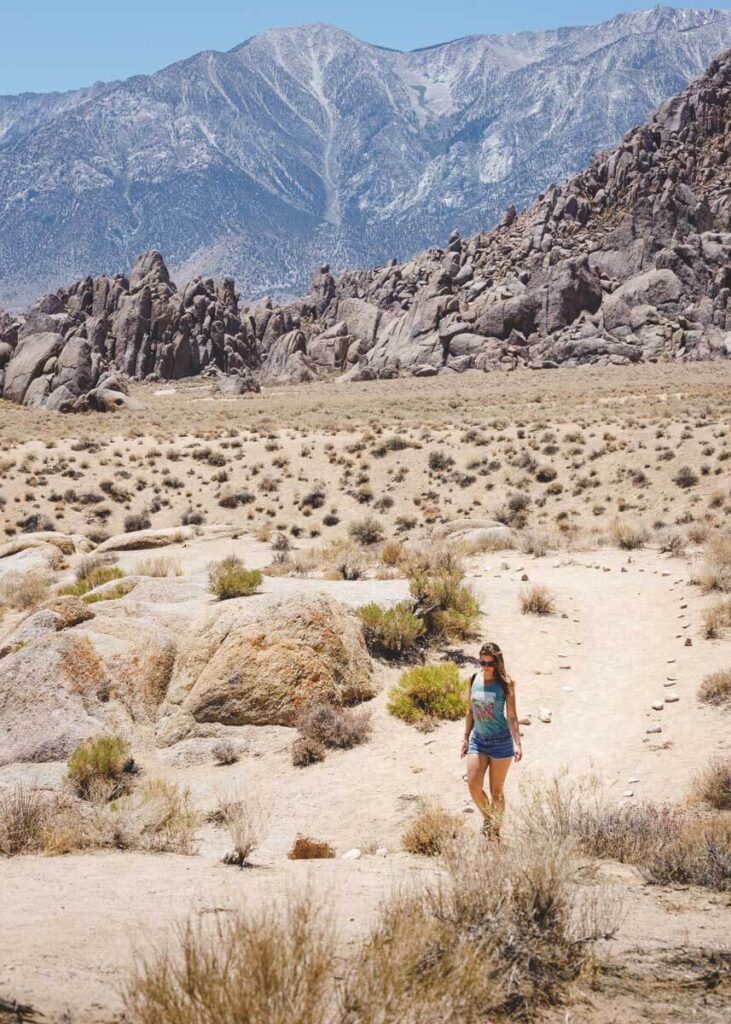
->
xmin=471 ymin=674 xmax=509 ymax=736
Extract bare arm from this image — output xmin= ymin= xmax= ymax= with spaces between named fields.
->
xmin=505 ymin=688 xmax=523 ymax=762
xmin=460 ymin=679 xmax=473 ymax=758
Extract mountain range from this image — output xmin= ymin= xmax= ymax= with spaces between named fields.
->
xmin=1 ymin=42 xmax=730 ymax=411
xmin=2 ymin=6 xmax=731 ymax=308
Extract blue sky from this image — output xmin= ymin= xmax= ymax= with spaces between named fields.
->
xmin=2 ymin=2 xmax=729 ymax=94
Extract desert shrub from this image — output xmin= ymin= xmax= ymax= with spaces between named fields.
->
xmin=690 ymin=756 xmax=731 ymax=811
xmin=699 ymin=534 xmax=731 ymax=593
xmin=135 ymin=555 xmax=182 ymax=578
xmin=428 ymin=448 xmax=454 ymax=472
xmin=535 ymin=464 xmax=557 ymax=483
xmin=0 ymin=785 xmax=47 ymax=855
xmin=529 ymin=781 xmax=731 ymax=892
xmin=127 ymin=780 xmax=199 ymax=856
xmin=82 ymin=581 xmax=136 ymax=604
xmin=401 ymin=799 xmax=465 ymax=856
xmin=698 ymin=668 xmax=731 ymax=705
xmin=609 ymin=517 xmax=649 ymax=550
xmin=406 ymin=549 xmax=479 ymax=642
xmin=288 ymin=835 xmax=336 ymax=859
xmin=123 ymin=896 xmax=334 ymax=1024
xmin=657 ymin=529 xmax=685 ymax=556
xmin=372 ymin=434 xmax=413 ymax=457
xmin=296 ymin=702 xmax=372 ymax=750
xmin=519 ymin=530 xmax=556 ymax=557
xmin=1 ymin=780 xmax=198 ymax=857
xmin=493 ymin=490 xmax=531 ymax=528
xmin=181 ymin=508 xmax=205 ymax=526
xmin=379 ymin=540 xmax=403 ymax=567
xmin=520 ymin=584 xmax=556 ymax=615
xmin=387 ymin=663 xmax=467 ymax=724
xmin=357 ymin=601 xmax=425 ymax=659
xmin=60 ymin=557 xmax=123 ymax=596
xmin=218 ymin=487 xmax=254 ymax=508
xmin=67 ymin=735 xmax=134 ymax=800
xmin=0 ymin=570 xmax=50 ymax=610
xmin=332 ymin=547 xmax=368 ymax=581
xmin=702 ymin=597 xmax=731 ymax=639
xmin=673 ymin=465 xmax=698 ymax=489
xmin=640 ymin=814 xmax=731 ymax=889
xmin=344 ymin=831 xmax=616 ymax=1022
xmin=348 ymin=516 xmax=384 ymax=545
xmin=291 ymin=736 xmax=326 ymax=767
xmin=212 ymin=739 xmax=239 ymax=766
xmin=208 ymin=555 xmax=262 ymax=600
xmin=124 ymin=512 xmax=151 ymax=533
xmin=216 ymin=793 xmax=270 ymax=867
xmin=300 ymin=486 xmax=326 ymax=510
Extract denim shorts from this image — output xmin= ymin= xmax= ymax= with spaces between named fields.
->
xmin=468 ymin=729 xmax=515 ymax=759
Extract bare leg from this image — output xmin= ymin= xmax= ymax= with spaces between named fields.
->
xmin=486 ymin=756 xmax=512 ymax=837
xmin=466 ymin=752 xmax=490 ymax=817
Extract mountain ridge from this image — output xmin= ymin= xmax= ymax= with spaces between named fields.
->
xmin=2 ymin=8 xmax=731 ymax=308
xmin=1 ymin=44 xmax=730 ymax=411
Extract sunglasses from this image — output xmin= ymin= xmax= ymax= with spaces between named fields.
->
xmin=480 ymin=658 xmax=497 ymax=667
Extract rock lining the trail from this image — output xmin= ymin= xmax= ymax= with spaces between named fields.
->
xmin=2 ymin=50 xmax=731 ymax=409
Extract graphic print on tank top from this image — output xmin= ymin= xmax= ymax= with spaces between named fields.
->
xmin=471 ymin=674 xmax=509 ymax=736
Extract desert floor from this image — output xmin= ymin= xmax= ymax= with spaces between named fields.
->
xmin=1 ymin=363 xmax=730 ymax=1023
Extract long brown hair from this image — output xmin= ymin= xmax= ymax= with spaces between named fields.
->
xmin=478 ymin=641 xmax=515 ymax=699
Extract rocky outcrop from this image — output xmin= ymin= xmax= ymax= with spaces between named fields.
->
xmin=156 ymin=594 xmax=375 ymax=744
xmin=2 ymin=48 xmax=731 ymax=408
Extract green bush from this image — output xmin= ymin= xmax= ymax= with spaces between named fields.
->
xmin=357 ymin=601 xmax=425 ymax=658
xmin=208 ymin=556 xmax=263 ymax=600
xmin=59 ymin=559 xmax=123 ymax=597
xmin=387 ymin=663 xmax=467 ymax=724
xmin=82 ymin=581 xmax=136 ymax=604
xmin=67 ymin=735 xmax=133 ymax=799
xmin=408 ymin=568 xmax=479 ymax=641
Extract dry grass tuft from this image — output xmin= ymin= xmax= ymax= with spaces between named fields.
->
xmin=291 ymin=736 xmax=326 ymax=767
xmin=0 ymin=570 xmax=50 ymax=610
xmin=135 ymin=555 xmax=183 ymax=578
xmin=0 ymin=786 xmax=48 ymax=855
xmin=0 ymin=779 xmax=198 ymax=857
xmin=609 ymin=517 xmax=649 ymax=550
xmin=699 ymin=534 xmax=731 ymax=593
xmin=689 ymin=756 xmax=731 ymax=811
xmin=400 ymin=798 xmax=465 ymax=856
xmin=519 ymin=584 xmax=556 ymax=615
xmin=211 ymin=739 xmax=240 ymax=766
xmin=215 ymin=792 xmax=270 ymax=867
xmin=124 ymin=896 xmax=335 ymax=1024
xmin=698 ymin=667 xmax=731 ymax=705
xmin=702 ymin=597 xmax=731 ymax=639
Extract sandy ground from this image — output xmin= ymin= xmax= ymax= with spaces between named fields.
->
xmin=1 ymin=363 xmax=730 ymax=546
xmin=1 ymin=545 xmax=730 ymax=1021
xmin=1 ymin=363 xmax=730 ymax=1022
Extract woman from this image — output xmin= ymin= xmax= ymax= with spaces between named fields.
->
xmin=461 ymin=641 xmax=522 ymax=838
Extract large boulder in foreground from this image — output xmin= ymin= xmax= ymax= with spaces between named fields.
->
xmin=156 ymin=594 xmax=375 ymax=744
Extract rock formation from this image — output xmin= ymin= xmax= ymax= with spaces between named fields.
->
xmin=1 ymin=48 xmax=730 ymax=409
xmin=2 ymin=11 xmax=731 ymax=308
